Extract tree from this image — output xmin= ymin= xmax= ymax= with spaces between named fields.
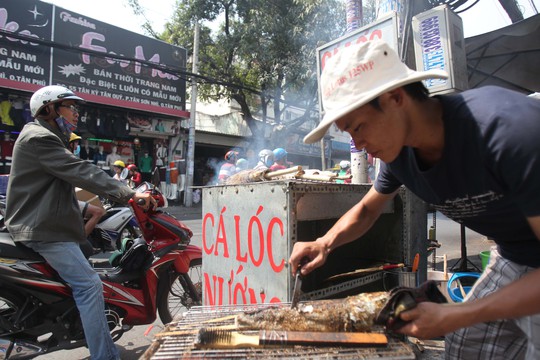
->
xmin=151 ymin=0 xmax=346 ymax=145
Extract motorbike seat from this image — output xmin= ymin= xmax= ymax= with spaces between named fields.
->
xmin=97 ymin=267 xmax=143 ymax=283
xmin=0 ymin=233 xmax=44 ymax=261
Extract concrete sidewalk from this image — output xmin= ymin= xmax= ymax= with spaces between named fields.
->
xmin=164 ymin=200 xmax=202 ymax=221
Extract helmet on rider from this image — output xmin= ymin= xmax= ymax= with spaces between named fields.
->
xmin=68 ymin=133 xmax=81 ymax=155
xmin=127 ymin=164 xmax=138 ymax=171
xmin=30 ymin=85 xmax=84 ymax=119
xmin=258 ymin=149 xmax=274 ymax=167
xmin=69 ymin=132 xmax=81 ymax=143
xmin=339 ymin=160 xmax=351 ymax=169
xmin=273 ymin=148 xmax=287 ymax=162
xmin=236 ymin=158 xmax=248 ymax=171
xmin=113 ymin=160 xmax=126 ymax=168
xmin=224 ymin=150 xmax=238 ymax=163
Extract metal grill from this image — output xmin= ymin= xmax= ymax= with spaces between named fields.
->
xmin=143 ymin=304 xmax=415 ymax=360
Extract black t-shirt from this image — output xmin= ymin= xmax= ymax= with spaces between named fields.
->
xmin=375 ymin=86 xmax=540 ymax=267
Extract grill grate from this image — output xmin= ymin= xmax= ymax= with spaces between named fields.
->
xmin=143 ymin=304 xmax=415 ymax=360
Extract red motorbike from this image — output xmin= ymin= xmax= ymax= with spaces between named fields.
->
xmin=0 ymin=182 xmax=202 ymax=359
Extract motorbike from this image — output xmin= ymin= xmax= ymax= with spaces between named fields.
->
xmin=89 ymin=202 xmax=140 ymax=252
xmin=0 ymin=182 xmax=202 ymax=359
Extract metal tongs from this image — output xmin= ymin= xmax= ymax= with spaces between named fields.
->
xmin=291 ymin=257 xmax=308 ymax=308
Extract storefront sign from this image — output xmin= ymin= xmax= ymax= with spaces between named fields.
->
xmin=0 ymin=0 xmax=53 ymax=91
xmin=53 ymin=7 xmax=187 ymax=117
xmin=317 ymin=13 xmax=399 ymax=73
xmin=412 ymin=5 xmax=469 ymax=94
xmin=0 ymin=0 xmax=188 ymax=118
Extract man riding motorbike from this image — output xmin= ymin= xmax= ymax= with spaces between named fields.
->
xmin=5 ymin=85 xmax=156 ymax=360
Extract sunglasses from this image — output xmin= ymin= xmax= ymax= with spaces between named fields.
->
xmin=58 ymin=104 xmax=79 ymax=114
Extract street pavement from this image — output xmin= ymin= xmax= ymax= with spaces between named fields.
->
xmin=34 ymin=202 xmax=491 ymax=359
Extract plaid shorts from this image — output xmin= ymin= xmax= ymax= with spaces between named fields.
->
xmin=445 ymin=247 xmax=540 ymax=359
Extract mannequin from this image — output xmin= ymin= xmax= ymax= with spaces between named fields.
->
xmin=105 ymin=146 xmax=122 ymax=167
xmin=156 ymin=143 xmax=167 ymax=167
xmin=155 ymin=119 xmax=165 ymax=132
xmin=138 ymin=150 xmax=153 ymax=182
xmin=80 ymin=139 xmax=94 ymax=162
xmin=93 ymin=145 xmax=106 ymax=168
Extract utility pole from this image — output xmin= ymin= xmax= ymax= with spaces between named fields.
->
xmin=498 ymin=0 xmax=524 ymax=23
xmin=184 ymin=21 xmax=199 ymax=207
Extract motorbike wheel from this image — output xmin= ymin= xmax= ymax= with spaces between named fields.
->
xmin=157 ymin=258 xmax=202 ymax=324
xmin=115 ymin=223 xmax=141 ymax=251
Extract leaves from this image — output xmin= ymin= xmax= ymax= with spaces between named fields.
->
xmin=130 ymin=0 xmax=378 ymax=142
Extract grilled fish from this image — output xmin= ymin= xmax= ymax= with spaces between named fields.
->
xmin=236 ymin=292 xmax=389 ymax=332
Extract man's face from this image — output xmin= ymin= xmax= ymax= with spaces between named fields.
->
xmin=56 ymin=100 xmax=79 ymax=128
xmin=335 ymin=95 xmax=406 ymax=164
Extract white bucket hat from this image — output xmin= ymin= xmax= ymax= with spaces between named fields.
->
xmin=304 ymin=40 xmax=449 ymax=144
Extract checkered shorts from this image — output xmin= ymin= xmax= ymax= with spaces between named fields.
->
xmin=445 ymin=247 xmax=540 ymax=359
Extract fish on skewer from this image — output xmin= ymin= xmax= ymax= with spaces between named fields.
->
xmin=236 ymin=292 xmax=390 ymax=332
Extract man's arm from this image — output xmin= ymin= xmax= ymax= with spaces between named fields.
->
xmin=81 ymin=202 xmax=106 ymax=236
xmin=289 ymin=186 xmax=398 ymax=276
xmin=398 ymin=215 xmax=540 ymax=339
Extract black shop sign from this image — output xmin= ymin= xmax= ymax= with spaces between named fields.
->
xmin=0 ymin=0 xmax=188 ymax=118
xmin=0 ymin=0 xmax=52 ymax=91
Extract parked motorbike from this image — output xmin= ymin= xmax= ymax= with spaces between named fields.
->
xmin=0 ymin=182 xmax=202 ymax=359
xmin=89 ymin=203 xmax=140 ymax=252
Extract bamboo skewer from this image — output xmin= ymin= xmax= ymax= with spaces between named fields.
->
xmin=325 ymin=263 xmax=405 ymax=282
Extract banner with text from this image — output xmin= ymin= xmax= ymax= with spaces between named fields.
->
xmin=0 ymin=0 xmax=53 ymax=91
xmin=0 ymin=0 xmax=188 ymax=118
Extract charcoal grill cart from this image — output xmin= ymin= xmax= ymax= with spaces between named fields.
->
xmin=142 ymin=304 xmax=417 ymax=359
xmin=142 ymin=180 xmax=428 ymax=359
xmin=200 ymin=180 xmax=427 ymax=305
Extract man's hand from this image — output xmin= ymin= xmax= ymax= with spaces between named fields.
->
xmin=133 ymin=192 xmax=157 ymax=210
xmin=288 ymin=239 xmax=329 ymax=277
xmin=396 ymin=302 xmax=463 ymax=339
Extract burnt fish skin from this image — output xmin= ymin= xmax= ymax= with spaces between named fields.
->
xmin=236 ymin=292 xmax=389 ymax=332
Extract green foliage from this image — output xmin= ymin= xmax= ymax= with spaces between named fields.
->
xmin=159 ymin=0 xmax=347 ymax=134
xmin=127 ymin=1 xmax=381 ymax=137
xmin=129 ymin=1 xmax=388 ymax=138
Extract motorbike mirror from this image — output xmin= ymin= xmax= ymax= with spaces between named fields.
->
xmin=120 ymin=168 xmax=130 ymax=180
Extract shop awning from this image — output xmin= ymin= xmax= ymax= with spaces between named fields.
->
xmin=466 ymin=14 xmax=540 ymax=93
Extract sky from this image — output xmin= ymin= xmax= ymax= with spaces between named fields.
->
xmin=41 ymin=0 xmax=177 ymax=35
xmin=41 ymin=0 xmax=540 ymax=39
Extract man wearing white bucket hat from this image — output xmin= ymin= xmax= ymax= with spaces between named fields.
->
xmin=290 ymin=40 xmax=540 ymax=358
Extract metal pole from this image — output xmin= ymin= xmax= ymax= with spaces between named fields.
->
xmin=184 ymin=21 xmax=199 ymax=207
xmin=320 ymin=139 xmax=326 ymax=169
xmin=346 ymin=0 xmax=367 ymax=183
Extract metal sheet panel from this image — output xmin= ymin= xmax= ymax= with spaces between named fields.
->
xmin=202 ymin=182 xmax=291 ymax=306
xmin=202 ymin=181 xmax=426 ymax=306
